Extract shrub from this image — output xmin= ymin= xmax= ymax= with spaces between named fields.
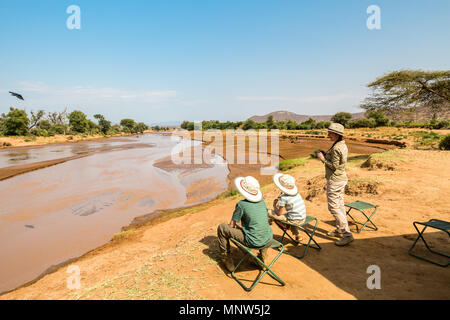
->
xmin=4 ymin=108 xmax=29 ymax=136
xmin=439 ymin=134 xmax=450 ymax=150
xmin=29 ymin=128 xmax=49 ymax=137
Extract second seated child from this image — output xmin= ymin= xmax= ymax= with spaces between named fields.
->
xmin=268 ymin=173 xmax=307 ymax=242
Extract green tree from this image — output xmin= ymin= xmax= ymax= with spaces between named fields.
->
xmin=4 ymin=107 xmax=29 ymax=136
xmin=93 ymin=114 xmax=111 ymax=134
xmin=87 ymin=120 xmax=100 ymax=135
xmin=361 ymin=70 xmax=450 ymax=119
xmin=37 ymin=119 xmax=52 ymax=131
xmin=301 ymin=118 xmax=317 ymax=129
xmin=242 ymin=120 xmax=257 ymax=130
xmin=135 ymin=122 xmax=148 ymax=133
xmin=266 ymin=115 xmax=275 ymax=130
xmin=286 ymin=119 xmax=298 ymax=130
xmin=120 ymin=118 xmax=136 ymax=133
xmin=0 ymin=113 xmax=6 ymax=135
xmin=331 ymin=112 xmax=352 ymax=127
xmin=108 ymin=124 xmax=122 ymax=135
xmin=366 ymin=110 xmax=390 ymax=127
xmin=68 ymin=110 xmax=89 ymax=133
xmin=28 ymin=110 xmax=45 ymax=130
xmin=316 ymin=121 xmax=331 ymax=129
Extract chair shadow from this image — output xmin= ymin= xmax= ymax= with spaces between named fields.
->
xmin=297 ymin=231 xmax=450 ymax=299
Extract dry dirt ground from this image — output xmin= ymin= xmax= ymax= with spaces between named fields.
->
xmin=2 ymin=148 xmax=449 ymax=300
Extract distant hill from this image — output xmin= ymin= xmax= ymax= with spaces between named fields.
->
xmin=248 ymin=110 xmax=366 ymax=123
xmin=149 ymin=121 xmax=180 ymax=127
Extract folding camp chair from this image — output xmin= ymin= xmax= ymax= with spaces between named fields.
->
xmin=229 ymin=238 xmax=285 ymax=291
xmin=345 ymin=200 xmax=378 ymax=233
xmin=273 ymin=215 xmax=321 ymax=259
xmin=408 ymin=219 xmax=449 ymax=267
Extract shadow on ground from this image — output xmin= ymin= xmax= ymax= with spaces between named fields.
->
xmin=200 ymin=229 xmax=449 ymax=299
xmin=280 ymin=229 xmax=449 ymax=299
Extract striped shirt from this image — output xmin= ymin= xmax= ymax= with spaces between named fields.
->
xmin=278 ymin=193 xmax=306 ymax=221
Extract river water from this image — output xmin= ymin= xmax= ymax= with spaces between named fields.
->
xmin=0 ymin=134 xmax=229 ymax=293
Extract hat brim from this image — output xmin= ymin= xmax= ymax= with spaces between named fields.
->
xmin=327 ymin=128 xmax=344 ymax=136
xmin=273 ymin=173 xmax=298 ymax=196
xmin=234 ymin=177 xmax=263 ymax=203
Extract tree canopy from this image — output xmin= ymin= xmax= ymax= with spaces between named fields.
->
xmin=68 ymin=110 xmax=90 ymax=133
xmin=4 ymin=107 xmax=29 ymax=136
xmin=361 ymin=70 xmax=450 ymax=118
xmin=331 ymin=112 xmax=352 ymax=127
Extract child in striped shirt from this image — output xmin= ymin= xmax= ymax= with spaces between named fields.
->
xmin=268 ymin=173 xmax=307 ymax=242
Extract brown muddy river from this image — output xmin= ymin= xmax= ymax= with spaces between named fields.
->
xmin=0 ymin=134 xmax=229 ymax=293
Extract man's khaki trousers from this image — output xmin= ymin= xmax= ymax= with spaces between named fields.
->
xmin=326 ymin=179 xmax=353 ymax=238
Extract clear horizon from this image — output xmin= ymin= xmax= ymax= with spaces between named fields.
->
xmin=1 ymin=0 xmax=449 ymax=124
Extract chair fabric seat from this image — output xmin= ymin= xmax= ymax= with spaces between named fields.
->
xmin=246 ymin=239 xmax=283 ymax=250
xmin=345 ymin=200 xmax=377 ymax=210
xmin=419 ymin=219 xmax=450 ymax=231
xmin=344 ymin=200 xmax=378 ymax=233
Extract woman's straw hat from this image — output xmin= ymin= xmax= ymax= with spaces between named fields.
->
xmin=327 ymin=123 xmax=345 ymax=136
xmin=273 ymin=173 xmax=298 ymax=196
xmin=234 ymin=176 xmax=263 ymax=202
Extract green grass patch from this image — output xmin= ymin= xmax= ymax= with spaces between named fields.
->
xmin=305 ymin=130 xmax=325 ymax=135
xmin=278 ymin=157 xmax=308 ymax=171
xmin=216 ymin=188 xmax=239 ymax=199
xmin=368 ymin=150 xmax=404 ymax=162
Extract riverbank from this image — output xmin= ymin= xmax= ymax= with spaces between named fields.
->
xmin=2 ymin=147 xmax=449 ymax=299
xmin=0 ymin=130 xmax=163 ymax=149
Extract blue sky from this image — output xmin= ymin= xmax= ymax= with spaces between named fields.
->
xmin=0 ymin=0 xmax=449 ymax=124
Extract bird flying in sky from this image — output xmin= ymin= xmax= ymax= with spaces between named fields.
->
xmin=9 ymin=91 xmax=24 ymax=100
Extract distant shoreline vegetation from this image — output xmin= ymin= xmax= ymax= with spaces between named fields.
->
xmin=180 ymin=111 xmax=450 ymax=131
xmin=0 ymin=108 xmax=151 ymax=137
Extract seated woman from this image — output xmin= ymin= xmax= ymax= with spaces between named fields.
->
xmin=268 ymin=173 xmax=307 ymax=242
xmin=217 ymin=176 xmax=273 ymax=272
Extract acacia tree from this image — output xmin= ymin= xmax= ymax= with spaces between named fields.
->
xmin=28 ymin=110 xmax=45 ymax=130
xmin=120 ymin=118 xmax=136 ymax=133
xmin=94 ymin=114 xmax=111 ymax=134
xmin=48 ymin=108 xmax=68 ymax=134
xmin=361 ymin=70 xmax=450 ymax=119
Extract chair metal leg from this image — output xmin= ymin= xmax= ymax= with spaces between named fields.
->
xmin=230 ymin=240 xmax=286 ymax=291
xmin=275 ymin=219 xmax=321 ymax=260
xmin=408 ymin=223 xmax=450 ymax=267
xmin=346 ymin=207 xmax=378 ymax=233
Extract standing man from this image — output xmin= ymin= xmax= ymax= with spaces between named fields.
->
xmin=316 ymin=123 xmax=354 ymax=246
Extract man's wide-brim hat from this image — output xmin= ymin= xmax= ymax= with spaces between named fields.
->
xmin=328 ymin=123 xmax=345 ymax=136
xmin=234 ymin=176 xmax=263 ymax=203
xmin=273 ymin=173 xmax=298 ymax=196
